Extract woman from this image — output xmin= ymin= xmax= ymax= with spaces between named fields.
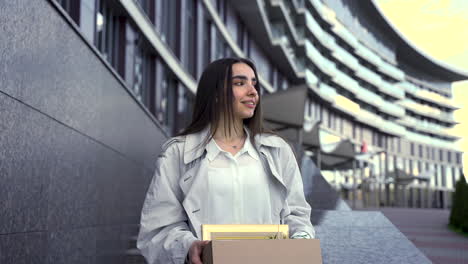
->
xmin=137 ymin=58 xmax=315 ymax=264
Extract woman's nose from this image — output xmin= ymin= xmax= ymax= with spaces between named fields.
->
xmin=248 ymin=83 xmax=258 ymax=96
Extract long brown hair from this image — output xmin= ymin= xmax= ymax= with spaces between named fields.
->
xmin=178 ymin=58 xmax=270 ymax=145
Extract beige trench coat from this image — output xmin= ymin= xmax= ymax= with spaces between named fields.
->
xmin=137 ymin=128 xmax=315 ymax=264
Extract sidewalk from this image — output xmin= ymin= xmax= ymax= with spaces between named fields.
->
xmin=360 ymin=207 xmax=468 ymax=263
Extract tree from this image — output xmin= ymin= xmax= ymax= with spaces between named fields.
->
xmin=449 ymin=174 xmax=468 ymax=233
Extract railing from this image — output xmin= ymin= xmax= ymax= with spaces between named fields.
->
xmin=401 ymin=116 xmax=458 ymax=138
xmin=304 ymin=11 xmax=337 ymax=50
xmin=354 ymin=43 xmax=383 ymax=68
xmin=356 ymin=65 xmax=382 ymax=87
xmin=379 ymin=100 xmax=405 ymax=117
xmin=332 ymin=69 xmax=359 ymax=94
xmin=305 ymin=11 xmax=324 ymax=40
xmin=332 ymin=45 xmax=359 ymax=70
xmin=399 ymin=99 xmax=456 ymax=123
xmin=356 ymin=109 xmax=383 ymax=128
xmin=331 ymin=20 xmax=359 ymax=48
xmin=354 ymin=85 xmax=383 ymax=108
xmin=305 ymin=40 xmax=338 ymax=77
xmin=415 ymin=89 xmax=458 ymax=109
xmin=380 ymin=119 xmax=406 ymax=136
xmin=405 ymin=130 xmax=457 ymax=149
xmin=305 ymin=69 xmax=319 ymax=86
xmin=379 ymin=80 xmax=405 ymax=99
xmin=378 ymin=61 xmax=405 ymax=81
xmin=318 ymin=82 xmax=337 ymax=103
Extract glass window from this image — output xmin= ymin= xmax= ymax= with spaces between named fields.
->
xmin=80 ymin=0 xmax=96 ymax=42
xmin=161 ymin=0 xmax=179 ymax=55
xmin=203 ymin=19 xmax=212 ymax=67
xmin=405 ymin=159 xmax=410 ymax=174
xmin=186 ymin=0 xmax=197 ymax=77
xmin=352 ymin=123 xmax=356 ymax=139
xmin=446 ymin=166 xmax=453 ymax=189
xmin=429 ymin=163 xmax=435 ymax=187
xmin=215 ymin=31 xmax=226 ymax=60
xmin=380 ymin=152 xmax=386 ymax=175
xmin=396 ymin=157 xmax=404 ymax=171
xmin=176 ymin=85 xmax=195 ymax=134
xmin=441 ymin=165 xmax=446 ymax=187
xmin=59 ymin=0 xmax=80 ymax=24
xmin=96 ymin=0 xmax=124 ymax=73
xmin=157 ymin=68 xmax=177 ymax=135
xmin=436 ymin=165 xmax=442 ymax=187
xmin=387 ymin=155 xmax=394 ymax=172
xmin=453 ymin=167 xmax=460 ymax=183
xmin=456 ymin=153 xmax=461 ymax=164
xmin=373 ymin=154 xmax=381 ymax=177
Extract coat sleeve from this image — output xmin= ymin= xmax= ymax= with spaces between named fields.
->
xmin=137 ymin=142 xmax=197 ymax=264
xmin=280 ymin=143 xmax=316 ymax=239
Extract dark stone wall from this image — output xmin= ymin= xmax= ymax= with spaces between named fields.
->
xmin=0 ymin=0 xmax=165 ymax=263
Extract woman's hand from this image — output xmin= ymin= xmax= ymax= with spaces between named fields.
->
xmin=188 ymin=240 xmax=210 ymax=264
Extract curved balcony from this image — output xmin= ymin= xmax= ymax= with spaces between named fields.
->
xmin=379 ymin=80 xmax=405 ymax=99
xmin=308 ymin=81 xmax=336 ymax=104
xmin=309 ymin=0 xmax=330 ymax=22
xmin=354 ymin=85 xmax=383 ymax=109
xmin=396 ymin=82 xmax=418 ymax=94
xmin=360 ymin=109 xmax=406 ymax=136
xmin=269 ymin=0 xmax=304 ymax=45
xmin=356 ymin=64 xmax=382 ymax=88
xmin=379 ymin=100 xmax=405 ymax=118
xmin=330 ymin=20 xmax=360 ymax=49
xmin=414 ymin=89 xmax=460 ymax=110
xmin=304 ymin=11 xmax=337 ymax=51
xmin=305 ymin=11 xmax=325 ymax=40
xmin=332 ymin=45 xmax=359 ymax=71
xmin=230 ymin=0 xmax=304 ymax=82
xmin=398 ymin=116 xmax=459 ymax=140
xmin=305 ymin=40 xmax=338 ymax=77
xmin=397 ymin=82 xmax=458 ymax=109
xmin=354 ymin=43 xmax=383 ymax=68
xmin=332 ymin=69 xmax=360 ymax=94
xmin=378 ymin=61 xmax=405 ymax=81
xmin=305 ymin=68 xmax=319 ymax=86
xmin=399 ymin=99 xmax=457 ymax=124
xmin=333 ymin=94 xmax=360 ymax=116
xmin=380 ymin=119 xmax=406 ymax=136
xmin=405 ymin=130 xmax=457 ymax=150
xmin=355 ymin=108 xmax=405 ymax=136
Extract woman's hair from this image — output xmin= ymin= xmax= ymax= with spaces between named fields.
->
xmin=178 ymin=57 xmax=269 ymax=144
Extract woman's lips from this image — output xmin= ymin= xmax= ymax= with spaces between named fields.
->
xmin=243 ymin=102 xmax=256 ymax=108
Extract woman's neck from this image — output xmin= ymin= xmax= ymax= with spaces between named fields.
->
xmin=213 ymin=119 xmax=245 ymax=142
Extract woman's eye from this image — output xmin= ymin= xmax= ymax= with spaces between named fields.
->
xmin=234 ymin=82 xmax=244 ymax=86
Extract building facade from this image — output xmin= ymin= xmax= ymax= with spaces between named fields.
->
xmin=58 ymin=0 xmax=464 ymax=208
xmin=56 ymin=0 xmax=465 ymax=205
xmin=0 ymin=0 xmax=465 ymax=262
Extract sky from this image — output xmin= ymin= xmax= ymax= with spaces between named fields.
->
xmin=375 ymin=0 xmax=468 ymax=178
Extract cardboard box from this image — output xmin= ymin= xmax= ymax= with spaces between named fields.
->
xmin=202 ymin=239 xmax=322 ymax=264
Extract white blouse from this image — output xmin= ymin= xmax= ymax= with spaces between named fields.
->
xmin=201 ymin=135 xmax=273 ymax=225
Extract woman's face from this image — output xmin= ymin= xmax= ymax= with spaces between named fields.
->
xmin=230 ymin=62 xmax=259 ymax=121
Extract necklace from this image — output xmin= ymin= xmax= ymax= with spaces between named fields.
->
xmin=215 ymin=135 xmax=246 ymax=149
